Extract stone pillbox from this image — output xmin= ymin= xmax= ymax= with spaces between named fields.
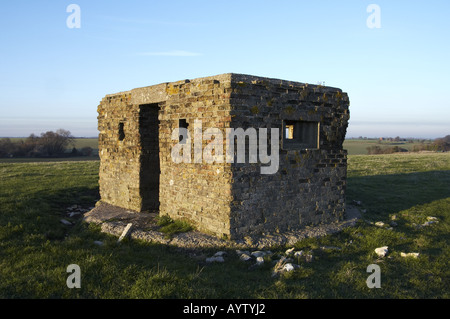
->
xmin=97 ymin=73 xmax=350 ymax=239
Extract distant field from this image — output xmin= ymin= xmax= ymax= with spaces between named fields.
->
xmin=1 ymin=137 xmax=98 ymax=150
xmin=2 ymin=137 xmax=433 ymax=157
xmin=0 ymin=138 xmax=99 ymax=162
xmin=72 ymin=138 xmax=99 ymax=150
xmin=343 ymin=139 xmax=433 ymax=155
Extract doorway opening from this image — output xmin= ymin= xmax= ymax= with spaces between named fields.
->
xmin=139 ymin=102 xmax=163 ymax=211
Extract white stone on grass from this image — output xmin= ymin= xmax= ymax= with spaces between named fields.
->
xmin=283 ymin=263 xmax=295 ymax=272
xmin=400 ymin=252 xmax=420 ymax=258
xmin=374 ymin=246 xmax=388 ymax=257
xmin=282 ymin=263 xmax=300 ymax=272
xmin=285 ymin=247 xmax=295 ymax=255
xmin=255 ymin=256 xmax=264 ymax=265
xmin=117 ymin=223 xmax=133 ymax=242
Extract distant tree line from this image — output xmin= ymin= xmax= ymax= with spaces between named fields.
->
xmin=367 ymin=135 xmax=450 ymax=155
xmin=367 ymin=145 xmax=408 ymax=155
xmin=411 ymin=135 xmax=450 ymax=152
xmin=0 ymin=129 xmax=94 ymax=158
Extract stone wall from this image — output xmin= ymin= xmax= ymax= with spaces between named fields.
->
xmin=97 ymin=73 xmax=350 ymax=239
xmin=97 ymin=92 xmax=144 ymax=211
xmin=98 ymin=75 xmax=237 ymax=237
xmin=228 ymin=74 xmax=349 ymax=237
xmin=156 ymin=76 xmax=235 ymax=237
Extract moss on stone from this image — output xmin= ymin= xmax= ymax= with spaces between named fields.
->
xmin=250 ymin=105 xmax=259 ymax=115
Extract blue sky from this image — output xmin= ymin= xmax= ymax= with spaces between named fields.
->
xmin=0 ymin=0 xmax=449 ymax=138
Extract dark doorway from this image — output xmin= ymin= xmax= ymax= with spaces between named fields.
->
xmin=139 ymin=103 xmax=162 ymax=211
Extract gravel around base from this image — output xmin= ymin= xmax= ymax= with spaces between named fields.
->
xmin=84 ymin=202 xmax=362 ymax=249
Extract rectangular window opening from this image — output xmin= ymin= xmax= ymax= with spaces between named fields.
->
xmin=283 ymin=120 xmax=319 ymax=150
xmin=178 ymin=119 xmax=189 ymax=144
xmin=118 ymin=122 xmax=125 ymax=141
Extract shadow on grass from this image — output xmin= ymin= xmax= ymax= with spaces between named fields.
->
xmin=2 ymin=184 xmax=281 ymax=298
xmin=346 ymin=170 xmax=450 ymax=219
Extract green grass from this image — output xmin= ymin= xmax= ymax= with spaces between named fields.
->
xmin=0 ymin=157 xmax=99 ymax=164
xmin=156 ymin=215 xmax=194 ymax=238
xmin=72 ymin=138 xmax=99 ymax=149
xmin=0 ymin=153 xmax=449 ymax=298
xmin=1 ymin=137 xmax=98 ymax=149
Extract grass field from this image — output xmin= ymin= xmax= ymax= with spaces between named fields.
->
xmin=1 ymin=137 xmax=432 ymax=156
xmin=343 ymin=139 xmax=433 ymax=155
xmin=0 ymin=153 xmax=449 ymax=299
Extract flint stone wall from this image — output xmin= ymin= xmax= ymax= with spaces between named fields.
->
xmin=97 ymin=73 xmax=349 ymax=239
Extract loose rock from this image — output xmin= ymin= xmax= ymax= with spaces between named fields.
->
xmin=255 ymin=256 xmax=264 ymax=266
xmin=285 ymin=247 xmax=295 ymax=255
xmin=60 ymin=219 xmax=72 ymax=226
xmin=251 ymin=251 xmax=266 ymax=258
xmin=375 ymin=246 xmax=388 ymax=257
xmin=239 ymin=253 xmax=252 ymax=262
xmin=214 ymin=251 xmax=227 ymax=257
xmin=283 ymin=263 xmax=295 ymax=272
xmin=400 ymin=252 xmax=420 ymax=258
xmin=117 ymin=223 xmax=133 ymax=242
